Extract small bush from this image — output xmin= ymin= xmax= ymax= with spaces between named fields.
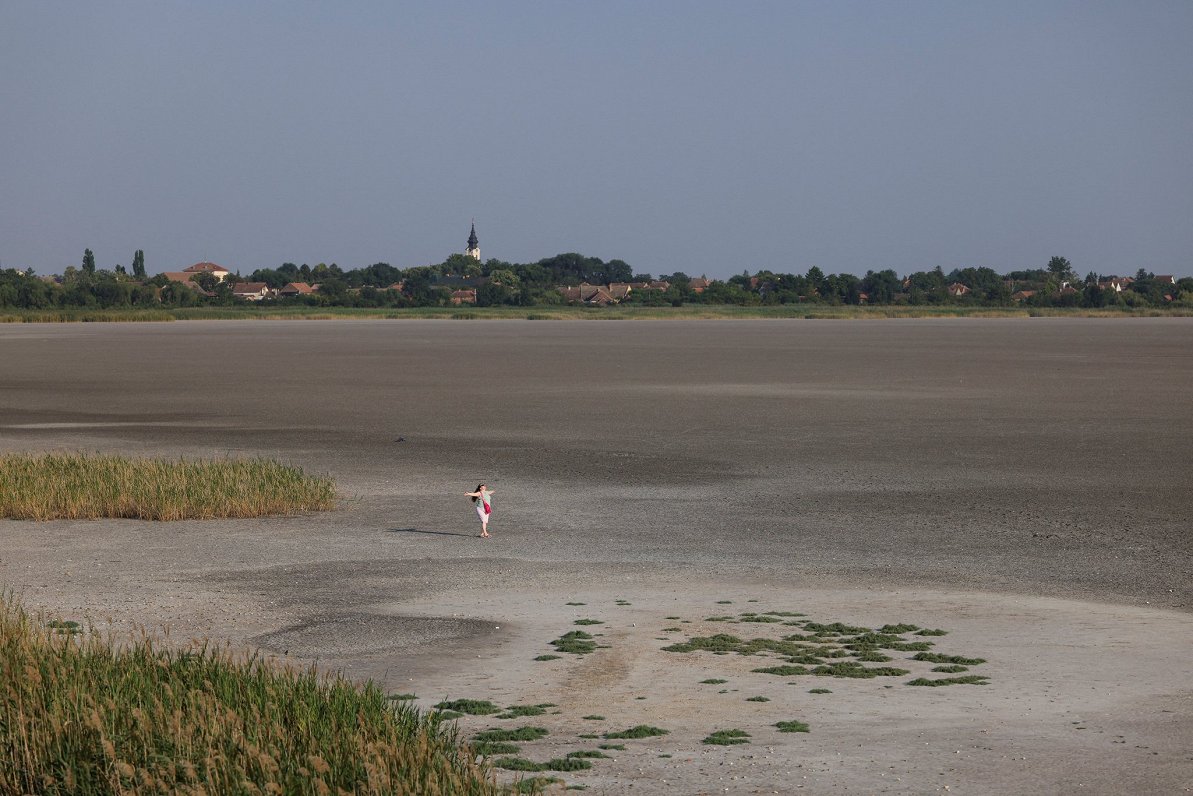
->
xmin=775 ymin=720 xmax=810 ymax=733
xmin=603 ymin=725 xmax=669 ymax=740
xmin=436 ymin=699 xmax=500 ymax=716
xmin=702 ymin=729 xmax=750 ymax=745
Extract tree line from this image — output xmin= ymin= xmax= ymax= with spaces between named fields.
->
xmin=1 ymin=249 xmax=1189 ymax=310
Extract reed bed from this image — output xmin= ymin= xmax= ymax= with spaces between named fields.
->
xmin=0 ymin=454 xmax=336 ymax=521
xmin=0 ymin=594 xmax=505 ymax=795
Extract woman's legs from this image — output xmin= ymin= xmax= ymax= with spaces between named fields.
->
xmin=480 ymin=517 xmax=489 ymax=537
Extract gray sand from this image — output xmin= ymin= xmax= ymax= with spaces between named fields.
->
xmin=1 ymin=319 xmax=1190 ymax=793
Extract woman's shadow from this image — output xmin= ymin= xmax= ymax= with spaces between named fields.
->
xmin=386 ymin=527 xmax=475 ymax=538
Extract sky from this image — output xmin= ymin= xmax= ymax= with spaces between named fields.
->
xmin=2 ymin=2 xmax=1191 ymax=279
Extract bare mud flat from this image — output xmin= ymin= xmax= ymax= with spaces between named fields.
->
xmin=1 ymin=319 xmax=1190 ymax=793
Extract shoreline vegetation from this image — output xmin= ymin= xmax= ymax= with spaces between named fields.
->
xmin=0 ymin=593 xmax=504 ymax=795
xmin=0 ymin=454 xmax=336 ymax=521
xmin=2 ymin=305 xmax=1192 ymax=323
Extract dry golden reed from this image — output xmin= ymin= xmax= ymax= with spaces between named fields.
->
xmin=0 ymin=593 xmax=507 ymax=795
xmin=0 ymin=453 xmax=336 ymax=521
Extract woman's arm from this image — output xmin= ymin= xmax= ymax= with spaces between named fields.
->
xmin=464 ymin=491 xmax=482 ymax=497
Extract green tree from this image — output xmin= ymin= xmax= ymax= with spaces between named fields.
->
xmin=82 ymin=249 xmax=96 ymax=275
xmin=132 ymin=250 xmax=146 ymax=279
xmin=1047 ymin=256 xmax=1074 ymax=284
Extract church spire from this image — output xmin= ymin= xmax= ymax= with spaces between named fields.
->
xmin=466 ymin=221 xmax=480 ymax=260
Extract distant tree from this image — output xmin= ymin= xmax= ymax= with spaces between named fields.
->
xmin=114 ymin=264 xmax=127 ymax=275
xmin=82 ymin=249 xmax=96 ymax=275
xmin=192 ymin=272 xmax=219 ymax=293
xmin=132 ymin=250 xmax=146 ymax=279
xmin=805 ymin=266 xmax=825 ymax=297
xmin=1047 ymin=256 xmax=1074 ymax=284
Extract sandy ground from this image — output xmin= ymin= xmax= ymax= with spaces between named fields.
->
xmin=0 ymin=319 xmax=1190 ymax=793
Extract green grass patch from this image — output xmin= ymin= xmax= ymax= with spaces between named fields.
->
xmin=582 ymin=715 xmax=605 ymax=721
xmin=912 ymin=652 xmax=986 ymax=666
xmin=880 ymin=623 xmax=920 ymax=634
xmin=433 ymin=710 xmax=463 ymax=721
xmin=598 ymin=744 xmax=625 ymax=751
xmin=544 ymin=757 xmax=592 ymax=771
xmin=566 ymin=750 xmax=610 ymax=759
xmin=493 ymin=757 xmax=541 ymax=771
xmin=907 ymin=675 xmax=990 ymax=686
xmin=661 ymin=626 xmax=682 ymax=632
xmin=573 ymin=619 xmax=603 ymax=626
xmin=665 ymin=616 xmax=682 ymax=620
xmin=0 ymin=452 xmax=336 ymax=520
xmin=854 ymin=650 xmax=893 ymax=662
xmin=702 ymin=729 xmax=750 ymax=745
xmin=811 ymin=662 xmax=910 ymax=679
xmin=577 ymin=734 xmax=599 ymax=739
xmin=716 ymin=600 xmax=733 ymax=604
xmin=808 ymin=688 xmax=832 ymax=694
xmin=916 ymin=628 xmax=948 ymax=636
xmin=387 ymin=692 xmax=417 ymax=700
xmin=45 ymin=619 xmax=81 ymax=635
xmin=775 ymin=720 xmax=810 ymax=733
xmin=932 ymin=664 xmax=969 ymax=673
xmin=533 ymin=654 xmax=561 ymax=661
xmin=496 ymin=704 xmax=556 ymax=719
xmin=745 ymin=696 xmax=770 ymax=702
xmin=473 ymin=727 xmax=549 ymax=743
xmin=802 ymin=622 xmax=869 ymax=635
xmin=603 ymin=725 xmax=669 ymax=740
xmin=473 ymin=741 xmax=520 ymax=756
xmin=0 ymin=594 xmax=497 ymax=794
xmin=700 ymin=678 xmax=728 ymax=684
xmin=752 ymin=665 xmax=808 ymax=676
xmin=435 ymin=699 xmax=501 ymax=716
xmin=615 ymin=600 xmax=631 ymax=605
xmin=739 ymin=615 xmax=783 ymax=623
xmin=565 ymin=602 xmax=586 ymax=606
xmin=550 ymin=630 xmax=597 ymax=655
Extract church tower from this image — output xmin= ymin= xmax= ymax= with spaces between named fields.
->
xmin=466 ymin=222 xmax=480 ymax=260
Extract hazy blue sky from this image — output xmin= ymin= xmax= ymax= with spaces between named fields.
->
xmin=3 ymin=2 xmax=1190 ymax=278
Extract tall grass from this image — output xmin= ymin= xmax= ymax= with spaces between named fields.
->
xmin=0 ymin=593 xmax=505 ymax=795
xmin=0 ymin=453 xmax=336 ymax=521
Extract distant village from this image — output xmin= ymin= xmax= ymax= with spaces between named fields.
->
xmin=1 ymin=224 xmax=1188 ymax=310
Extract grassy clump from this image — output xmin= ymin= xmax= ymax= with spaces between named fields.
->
xmin=775 ymin=720 xmax=810 ymax=733
xmin=566 ymin=750 xmax=610 ymax=759
xmin=387 ymin=692 xmax=418 ymax=701
xmin=907 ymin=675 xmax=990 ymax=687
xmin=700 ymin=678 xmax=728 ymax=684
xmin=0 ymin=594 xmax=498 ymax=794
xmin=582 ymin=715 xmax=605 ymax=721
xmin=565 ymin=602 xmax=586 ymax=606
xmin=473 ymin=741 xmax=521 ymax=756
xmin=46 ymin=619 xmax=81 ymax=635
xmin=808 ymin=688 xmax=832 ymax=694
xmin=752 ymin=665 xmax=808 ymax=676
xmin=473 ymin=727 xmax=549 ymax=743
xmin=812 ymin=662 xmax=910 ymax=678
xmin=603 ymin=725 xmax=669 ymax=740
xmin=745 ymin=696 xmax=770 ymax=702
xmin=0 ymin=452 xmax=336 ymax=520
xmin=598 ymin=743 xmax=625 ymax=750
xmin=916 ymin=628 xmax=948 ymax=636
xmin=533 ymin=654 xmax=561 ymax=661
xmin=550 ymin=631 xmax=597 ymax=655
xmin=573 ymin=619 xmax=604 ymax=626
xmin=493 ymin=757 xmax=592 ymax=772
xmin=514 ymin=777 xmax=563 ymax=792
xmin=932 ymin=664 xmax=969 ymax=673
xmin=496 ymin=704 xmax=556 ymax=719
xmin=436 ymin=699 xmax=501 ymax=716
xmin=702 ymin=729 xmax=750 ymax=745
xmin=912 ymin=652 xmax=986 ymax=666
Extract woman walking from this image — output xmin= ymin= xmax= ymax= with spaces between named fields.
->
xmin=465 ymin=484 xmax=495 ymax=537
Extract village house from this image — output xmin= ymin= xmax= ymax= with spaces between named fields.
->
xmin=1153 ymin=274 xmax=1176 ymax=285
xmin=947 ymin=282 xmax=971 ymax=297
xmin=450 ymin=289 xmax=477 ymax=305
xmin=278 ymin=282 xmax=315 ymax=297
xmin=182 ymin=262 xmax=232 ymax=282
xmin=1011 ymin=290 xmax=1036 ymax=302
xmin=231 ymin=282 xmax=271 ymax=301
xmin=688 ymin=277 xmax=711 ymax=294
